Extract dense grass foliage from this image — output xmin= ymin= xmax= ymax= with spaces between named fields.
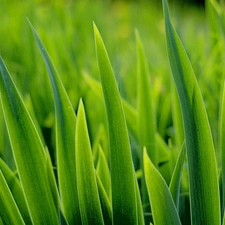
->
xmin=0 ymin=0 xmax=225 ymax=224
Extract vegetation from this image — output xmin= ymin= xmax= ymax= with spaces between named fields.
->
xmin=0 ymin=0 xmax=225 ymax=224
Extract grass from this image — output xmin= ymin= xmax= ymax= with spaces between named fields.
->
xmin=0 ymin=0 xmax=225 ymax=224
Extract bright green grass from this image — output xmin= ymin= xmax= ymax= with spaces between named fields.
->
xmin=0 ymin=0 xmax=225 ymax=224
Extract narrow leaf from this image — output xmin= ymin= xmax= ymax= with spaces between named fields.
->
xmin=94 ymin=23 xmax=138 ymax=225
xmin=144 ymin=149 xmax=181 ymax=225
xmin=0 ymin=170 xmax=25 ymax=225
xmin=29 ymin=22 xmax=81 ymax=224
xmin=136 ymin=31 xmax=156 ymax=165
xmin=0 ymin=159 xmax=31 ymax=224
xmin=96 ymin=145 xmax=111 ymax=199
xmin=76 ymin=99 xmax=104 ymax=225
xmin=96 ymin=173 xmax=113 ymax=225
xmin=169 ymin=142 xmax=186 ymax=208
xmin=163 ymin=0 xmax=221 ymax=224
xmin=0 ymin=57 xmax=59 ymax=224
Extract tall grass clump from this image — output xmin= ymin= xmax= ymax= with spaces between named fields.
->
xmin=0 ymin=0 xmax=225 ymax=224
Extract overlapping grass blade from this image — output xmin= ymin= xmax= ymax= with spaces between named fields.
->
xmin=29 ymin=22 xmax=81 ymax=224
xmin=162 ymin=0 xmax=221 ymax=224
xmin=0 ymin=159 xmax=31 ymax=224
xmin=94 ymin=23 xmax=138 ymax=225
xmin=144 ymin=149 xmax=181 ymax=225
xmin=0 ymin=57 xmax=59 ymax=224
xmin=171 ymin=84 xmax=184 ymax=147
xmin=83 ymin=72 xmax=138 ymax=140
xmin=136 ymin=31 xmax=156 ymax=165
xmin=96 ymin=145 xmax=111 ymax=199
xmin=135 ymin=178 xmax=145 ymax=225
xmin=76 ymin=100 xmax=104 ymax=225
xmin=96 ymin=174 xmax=112 ymax=225
xmin=221 ymin=79 xmax=225 ymax=214
xmin=0 ymin=170 xmax=25 ymax=225
xmin=169 ymin=142 xmax=186 ymax=208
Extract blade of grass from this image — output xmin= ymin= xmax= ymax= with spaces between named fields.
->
xmin=0 ymin=159 xmax=31 ymax=224
xmin=136 ymin=30 xmax=156 ymax=165
xmin=162 ymin=0 xmax=221 ymax=224
xmin=96 ymin=145 xmax=111 ymax=199
xmin=220 ymin=79 xmax=225 ymax=216
xmin=0 ymin=170 xmax=25 ymax=225
xmin=171 ymin=83 xmax=184 ymax=147
xmin=96 ymin=173 xmax=112 ymax=225
xmin=76 ymin=99 xmax=104 ymax=225
xmin=136 ymin=31 xmax=157 ymax=218
xmin=29 ymin=22 xmax=81 ymax=224
xmin=94 ymin=23 xmax=138 ymax=225
xmin=0 ymin=57 xmax=59 ymax=224
xmin=169 ymin=142 xmax=186 ymax=209
xmin=144 ymin=149 xmax=181 ymax=225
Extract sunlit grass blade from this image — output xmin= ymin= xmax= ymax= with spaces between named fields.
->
xmin=96 ymin=173 xmax=112 ymax=225
xmin=0 ymin=57 xmax=59 ymax=224
xmin=162 ymin=0 xmax=221 ymax=224
xmin=220 ymin=79 xmax=225 ymax=215
xmin=0 ymin=170 xmax=25 ymax=225
xmin=94 ymin=23 xmax=138 ymax=225
xmin=96 ymin=145 xmax=111 ymax=199
xmin=135 ymin=178 xmax=145 ymax=225
xmin=29 ymin=22 xmax=81 ymax=224
xmin=76 ymin=100 xmax=104 ymax=225
xmin=144 ymin=149 xmax=181 ymax=225
xmin=0 ymin=159 xmax=31 ymax=224
xmin=83 ymin=72 xmax=138 ymax=140
xmin=171 ymin=83 xmax=184 ymax=147
xmin=169 ymin=142 xmax=186 ymax=208
xmin=136 ymin=30 xmax=156 ymax=165
xmin=45 ymin=149 xmax=60 ymax=212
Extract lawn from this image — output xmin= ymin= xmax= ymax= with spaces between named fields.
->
xmin=0 ymin=0 xmax=224 ymax=224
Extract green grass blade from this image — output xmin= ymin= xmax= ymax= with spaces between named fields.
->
xmin=96 ymin=173 xmax=113 ymax=225
xmin=0 ymin=159 xmax=31 ymax=224
xmin=29 ymin=22 xmax=81 ymax=224
xmin=171 ymin=83 xmax=184 ymax=147
xmin=94 ymin=23 xmax=138 ymax=225
xmin=83 ymin=72 xmax=138 ymax=141
xmin=169 ymin=142 xmax=186 ymax=208
xmin=0 ymin=170 xmax=25 ymax=225
xmin=76 ymin=100 xmax=104 ymax=225
xmin=135 ymin=178 xmax=145 ymax=225
xmin=221 ymin=79 xmax=225 ymax=214
xmin=144 ymin=149 xmax=181 ymax=225
xmin=136 ymin=31 xmax=156 ymax=165
xmin=96 ymin=145 xmax=111 ymax=199
xmin=0 ymin=57 xmax=59 ymax=224
xmin=162 ymin=0 xmax=221 ymax=224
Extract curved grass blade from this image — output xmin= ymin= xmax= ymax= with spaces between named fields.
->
xmin=221 ymin=79 xmax=225 ymax=215
xmin=94 ymin=23 xmax=138 ymax=225
xmin=171 ymin=83 xmax=184 ymax=147
xmin=96 ymin=145 xmax=111 ymax=199
xmin=0 ymin=159 xmax=31 ymax=224
xmin=83 ymin=72 xmax=138 ymax=141
xmin=29 ymin=22 xmax=81 ymax=224
xmin=144 ymin=149 xmax=181 ymax=225
xmin=0 ymin=57 xmax=59 ymax=224
xmin=136 ymin=31 xmax=156 ymax=218
xmin=96 ymin=173 xmax=112 ymax=225
xmin=169 ymin=142 xmax=186 ymax=208
xmin=162 ymin=0 xmax=221 ymax=224
xmin=136 ymin=31 xmax=156 ymax=165
xmin=76 ymin=100 xmax=104 ymax=225
xmin=0 ymin=170 xmax=25 ymax=225
xmin=135 ymin=178 xmax=145 ymax=225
